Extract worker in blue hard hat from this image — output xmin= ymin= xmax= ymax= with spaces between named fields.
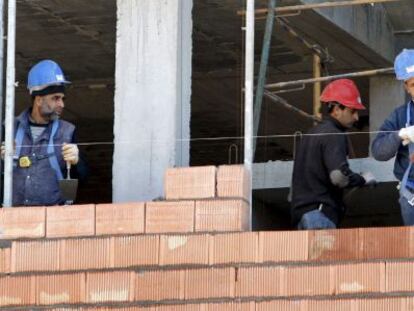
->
xmin=1 ymin=59 xmax=86 ymax=206
xmin=372 ymin=49 xmax=414 ymax=225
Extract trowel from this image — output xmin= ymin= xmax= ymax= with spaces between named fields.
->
xmin=59 ymin=162 xmax=78 ymax=205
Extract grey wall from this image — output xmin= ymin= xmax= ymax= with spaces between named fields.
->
xmin=113 ymin=0 xmax=192 ymax=202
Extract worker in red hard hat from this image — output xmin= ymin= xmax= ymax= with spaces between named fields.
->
xmin=291 ymin=79 xmax=376 ymax=230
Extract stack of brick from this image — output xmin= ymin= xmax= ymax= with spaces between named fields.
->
xmin=0 ymin=165 xmax=412 ymax=310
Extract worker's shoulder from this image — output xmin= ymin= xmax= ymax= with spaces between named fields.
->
xmin=313 ymin=120 xmax=341 ymax=134
xmin=58 ymin=119 xmax=76 ymax=131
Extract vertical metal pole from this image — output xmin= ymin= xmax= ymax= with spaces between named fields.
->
xmin=0 ymin=0 xmax=5 ymax=195
xmin=3 ymin=0 xmax=16 ymax=207
xmin=245 ymin=0 xmax=255 ymax=230
xmin=253 ymin=0 xmax=276 ymax=156
xmin=313 ymin=54 xmax=322 ymax=121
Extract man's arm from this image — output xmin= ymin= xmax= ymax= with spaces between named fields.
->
xmin=371 ymin=109 xmax=402 ymax=161
xmin=323 ymin=135 xmax=366 ymax=188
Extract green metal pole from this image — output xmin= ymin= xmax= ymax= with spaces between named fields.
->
xmin=253 ymin=0 xmax=276 ymax=157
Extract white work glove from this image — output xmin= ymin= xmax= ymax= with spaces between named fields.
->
xmin=361 ymin=171 xmax=377 ymax=187
xmin=399 ymin=126 xmax=414 ymax=145
xmin=62 ymin=143 xmax=79 ymax=165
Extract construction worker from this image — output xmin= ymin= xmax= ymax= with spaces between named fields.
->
xmin=291 ymin=79 xmax=376 ymax=230
xmin=1 ymin=60 xmax=84 ymax=206
xmin=372 ymin=49 xmax=414 ymax=226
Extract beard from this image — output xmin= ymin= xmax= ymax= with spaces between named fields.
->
xmin=40 ymin=101 xmax=60 ymax=121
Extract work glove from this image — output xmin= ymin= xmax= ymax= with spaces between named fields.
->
xmin=399 ymin=125 xmax=414 ymax=145
xmin=361 ymin=171 xmax=377 ymax=187
xmin=62 ymin=143 xmax=79 ymax=165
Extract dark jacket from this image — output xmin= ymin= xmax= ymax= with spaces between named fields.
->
xmin=371 ymin=101 xmax=413 ymax=181
xmin=291 ymin=117 xmax=365 ymax=225
xmin=12 ymin=109 xmax=77 ymax=206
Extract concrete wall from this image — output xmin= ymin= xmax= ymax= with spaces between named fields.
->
xmin=369 ymin=76 xmax=408 ymax=148
xmin=302 ymin=0 xmax=395 ymax=62
xmin=113 ymin=0 xmax=192 ymax=202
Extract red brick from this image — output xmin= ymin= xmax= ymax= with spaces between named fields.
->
xmin=256 ymin=300 xmax=303 ymax=311
xmin=36 ymin=273 xmax=85 ymax=305
xmin=217 ymin=165 xmax=250 ymax=202
xmin=185 ymin=267 xmax=235 ymax=299
xmin=145 ymin=201 xmax=194 ymax=234
xmin=86 ymin=271 xmax=134 ymax=303
xmin=334 ymin=262 xmax=385 ymax=295
xmin=12 ymin=239 xmax=60 ymax=273
xmin=308 ymin=228 xmax=361 ymax=261
xmin=358 ymin=297 xmax=408 ymax=311
xmin=235 ymin=266 xmax=282 ymax=297
xmin=308 ymin=299 xmax=357 ymax=311
xmin=284 ymin=265 xmax=333 ymax=297
xmin=159 ymin=234 xmax=209 ymax=266
xmin=157 ymin=305 xmax=200 ymax=311
xmin=0 ymin=206 xmax=45 ymax=239
xmin=113 ymin=235 xmax=159 ymax=268
xmin=360 ymin=227 xmax=411 ymax=260
xmin=386 ymin=261 xmax=414 ymax=292
xmin=95 ymin=202 xmax=145 ymax=235
xmin=258 ymin=231 xmax=308 ymax=263
xmin=165 ymin=166 xmax=216 ymax=200
xmin=204 ymin=302 xmax=255 ymax=311
xmin=135 ymin=270 xmax=185 ymax=301
xmin=0 ymin=248 xmax=10 ymax=274
xmin=46 ymin=204 xmax=95 ymax=238
xmin=211 ymin=232 xmax=257 ymax=265
xmin=195 ymin=199 xmax=249 ymax=232
xmin=0 ymin=275 xmax=35 ymax=306
xmin=60 ymin=238 xmax=111 ymax=271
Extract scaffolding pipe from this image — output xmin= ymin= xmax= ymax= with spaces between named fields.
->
xmin=244 ymin=0 xmax=254 ymax=230
xmin=264 ymin=90 xmax=321 ymax=123
xmin=0 ymin=0 xmax=5 ymax=195
xmin=3 ymin=0 xmax=16 ymax=207
xmin=313 ymin=54 xmax=322 ymax=120
xmin=238 ymin=0 xmax=403 ymax=16
xmin=266 ymin=67 xmax=393 ymax=89
xmin=253 ymin=0 xmax=276 ymax=157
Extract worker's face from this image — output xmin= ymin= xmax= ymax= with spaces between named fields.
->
xmin=332 ymin=105 xmax=359 ymax=128
xmin=37 ymin=93 xmax=65 ymax=121
xmin=405 ymin=77 xmax=414 ymax=99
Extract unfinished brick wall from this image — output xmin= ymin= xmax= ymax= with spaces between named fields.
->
xmin=0 ymin=165 xmax=411 ymax=310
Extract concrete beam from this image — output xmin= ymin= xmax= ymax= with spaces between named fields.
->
xmin=253 ymin=158 xmax=396 ymax=189
xmin=113 ymin=0 xmax=192 ymax=202
xmin=301 ymin=0 xmax=396 ymax=63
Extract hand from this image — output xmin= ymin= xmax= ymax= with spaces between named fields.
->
xmin=1 ymin=141 xmax=16 ymax=160
xmin=62 ymin=143 xmax=79 ymax=165
xmin=399 ymin=126 xmax=414 ymax=145
xmin=0 ymin=142 xmax=4 ymax=160
xmin=361 ymin=171 xmax=377 ymax=187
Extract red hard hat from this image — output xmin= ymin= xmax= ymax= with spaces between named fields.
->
xmin=320 ymin=79 xmax=365 ymax=110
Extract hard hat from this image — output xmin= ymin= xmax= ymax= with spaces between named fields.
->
xmin=27 ymin=60 xmax=70 ymax=94
xmin=320 ymin=79 xmax=365 ymax=110
xmin=394 ymin=49 xmax=414 ymax=81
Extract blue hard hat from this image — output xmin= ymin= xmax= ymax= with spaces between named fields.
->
xmin=395 ymin=49 xmax=414 ymax=81
xmin=27 ymin=60 xmax=70 ymax=94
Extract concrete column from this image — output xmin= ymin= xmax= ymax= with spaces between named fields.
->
xmin=369 ymin=76 xmax=408 ymax=150
xmin=113 ymin=0 xmax=192 ymax=202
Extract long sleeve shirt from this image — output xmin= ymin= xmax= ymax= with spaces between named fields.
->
xmin=291 ymin=117 xmax=365 ymax=225
xmin=371 ymin=101 xmax=413 ymax=182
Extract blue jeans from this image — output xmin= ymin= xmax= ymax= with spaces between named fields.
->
xmin=297 ymin=209 xmax=336 ymax=230
xmin=399 ymin=196 xmax=414 ymax=226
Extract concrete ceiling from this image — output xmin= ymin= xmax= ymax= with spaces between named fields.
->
xmin=7 ymin=0 xmax=414 ymax=165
